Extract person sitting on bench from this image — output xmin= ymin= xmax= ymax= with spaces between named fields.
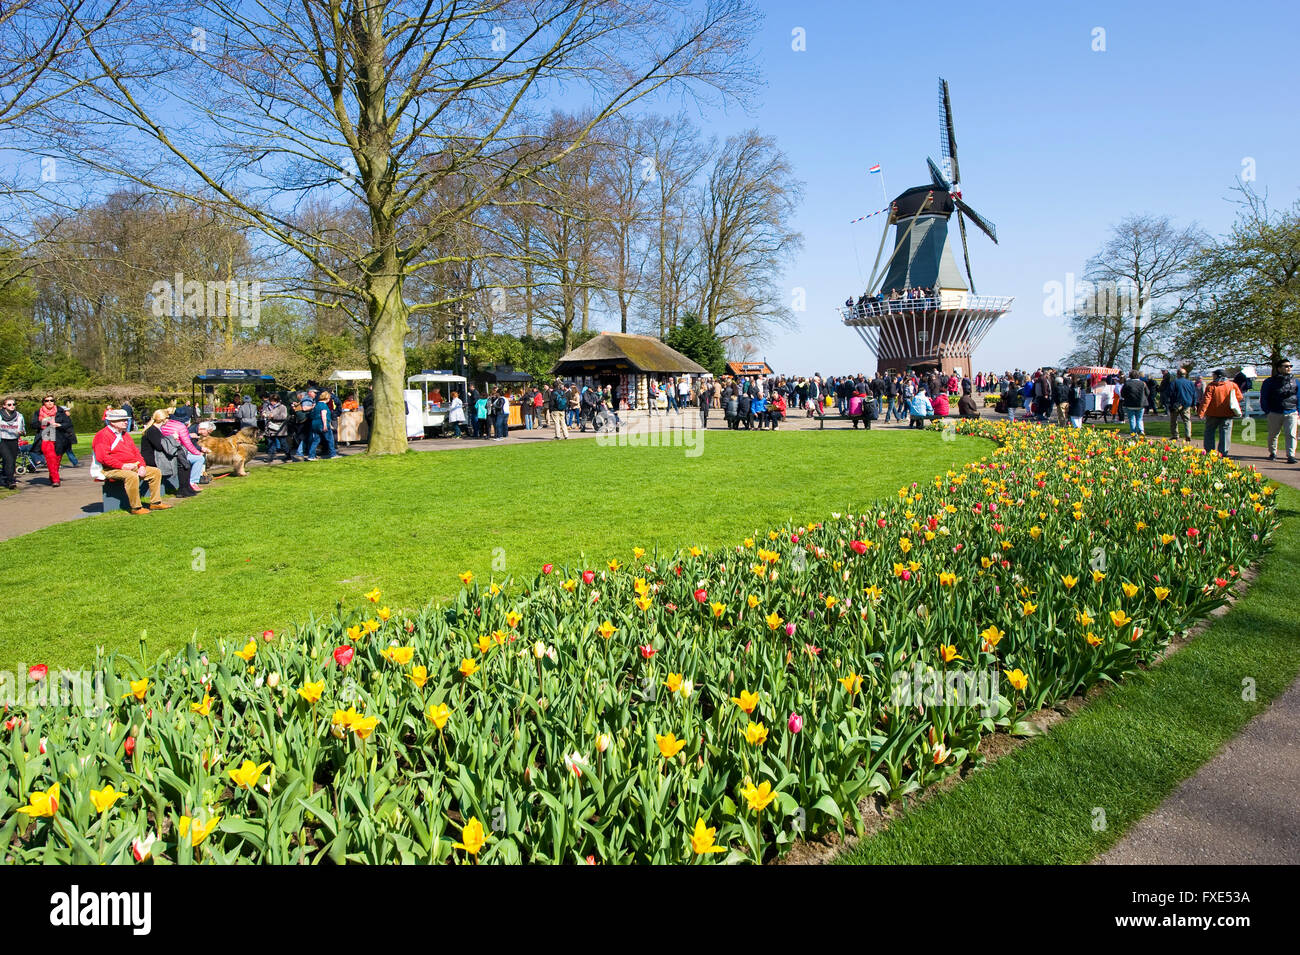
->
xmin=93 ymin=409 xmax=172 ymax=514
xmin=907 ymin=391 xmax=935 ymax=429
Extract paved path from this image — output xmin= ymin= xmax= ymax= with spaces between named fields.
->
xmin=1099 ymin=439 xmax=1300 ymax=864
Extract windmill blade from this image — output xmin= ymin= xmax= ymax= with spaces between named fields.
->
xmin=926 ymin=156 xmax=951 ymax=191
xmin=956 ymin=210 xmax=976 ymax=295
xmin=939 ymin=78 xmax=960 ymax=185
xmin=954 ymin=196 xmax=997 ymax=243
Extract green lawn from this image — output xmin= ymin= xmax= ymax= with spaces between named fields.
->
xmin=835 ymin=485 xmax=1300 ymax=864
xmin=0 ymin=429 xmax=985 ymax=671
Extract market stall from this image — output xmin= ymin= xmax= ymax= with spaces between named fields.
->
xmin=407 ymin=372 xmax=468 ymax=437
xmin=327 ymin=370 xmax=372 ymax=445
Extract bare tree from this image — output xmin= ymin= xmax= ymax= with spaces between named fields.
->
xmin=1178 ymin=184 xmax=1300 ymax=369
xmin=694 ymin=130 xmax=802 ymax=343
xmin=1085 ymin=214 xmax=1205 ymax=371
xmin=641 ymin=114 xmax=706 ymax=335
xmin=50 ymin=1 xmax=759 ymax=452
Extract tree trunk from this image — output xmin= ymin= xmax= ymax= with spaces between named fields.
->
xmin=365 ymin=266 xmax=411 ymax=455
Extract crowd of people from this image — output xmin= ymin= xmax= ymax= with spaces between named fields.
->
xmin=4 ymin=359 xmax=1294 ymax=510
xmin=844 ymin=286 xmax=938 ymax=317
xmin=988 ymin=362 xmax=1297 ymax=463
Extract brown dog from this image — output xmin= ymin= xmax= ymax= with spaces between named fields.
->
xmin=198 ymin=427 xmax=259 ymax=476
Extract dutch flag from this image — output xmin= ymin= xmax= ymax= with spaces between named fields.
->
xmin=868 ymin=164 xmax=881 ymax=174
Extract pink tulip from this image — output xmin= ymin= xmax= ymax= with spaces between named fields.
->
xmin=788 ymin=712 xmax=803 ymax=734
xmin=784 ymin=622 xmax=796 ymax=637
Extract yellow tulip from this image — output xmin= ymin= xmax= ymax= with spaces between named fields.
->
xmin=459 ymin=571 xmax=474 ymax=585
xmin=608 ymin=558 xmax=621 ymax=572
xmin=1003 ymin=668 xmax=1029 ymax=692
xmin=16 ymin=782 xmax=59 ymax=818
xmin=1021 ymin=600 xmax=1037 ymax=616
xmin=731 ymin=690 xmax=759 ymax=714
xmin=979 ymin=625 xmax=1004 ymax=649
xmin=1091 ymin=569 xmax=1106 ymax=584
xmin=352 ymin=715 xmax=379 ymax=740
xmin=234 ymin=640 xmax=257 ymax=662
xmin=1076 ymin=610 xmax=1094 ymax=627
xmin=1109 ymin=609 xmax=1132 ymax=628
xmin=297 ymin=680 xmax=324 ymax=704
xmin=90 ymin=784 xmax=123 ymax=814
xmin=382 ymin=646 xmax=414 ymax=665
xmin=1061 ymin=575 xmax=1078 ymax=590
xmin=938 ymin=643 xmax=963 ymax=663
xmin=635 ymin=595 xmax=653 ymax=612
xmin=656 ymin=732 xmax=687 ymax=758
xmin=663 ymin=672 xmax=683 ymax=694
xmin=126 ymin=678 xmax=149 ymax=701
xmin=597 ymin=620 xmax=616 ymax=640
xmin=365 ymin=588 xmax=382 ymax=602
xmin=765 ymin=611 xmax=783 ymax=631
xmin=459 ymin=658 xmax=479 ymax=678
xmin=228 ymin=759 xmax=272 ymax=789
xmin=362 ymin=619 xmax=379 ymax=634
xmin=1153 ymin=586 xmax=1171 ymax=601
xmin=178 ymin=813 xmax=220 ymax=847
xmin=505 ymin=611 xmax=522 ymax=629
xmin=838 ymin=672 xmax=863 ymax=695
xmin=711 ymin=601 xmax=727 ymax=618
xmin=426 ymin=702 xmax=451 ymax=730
xmin=633 ymin=546 xmax=645 ymax=559
xmin=454 ymin=817 xmax=489 ymax=855
xmin=744 ymin=722 xmax=768 ymax=746
xmin=377 ymin=606 xmax=391 ymax=621
xmin=476 ymin=634 xmax=492 ymax=655
xmin=690 ymin=818 xmax=726 ymax=855
xmin=746 ymin=594 xmax=759 ymax=609
xmin=939 ymin=572 xmax=957 ymax=587
xmin=739 ymin=778 xmax=777 ymax=813
xmin=1122 ymin=582 xmax=1139 ymax=599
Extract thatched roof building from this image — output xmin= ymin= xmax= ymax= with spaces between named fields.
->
xmin=551 ymin=333 xmax=707 ymax=377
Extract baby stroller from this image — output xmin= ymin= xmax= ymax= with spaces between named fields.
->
xmin=15 ymin=440 xmax=44 ymax=475
xmin=591 ymin=400 xmax=621 ymax=433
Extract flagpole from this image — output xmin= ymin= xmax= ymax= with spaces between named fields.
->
xmin=877 ymin=165 xmax=888 ymax=205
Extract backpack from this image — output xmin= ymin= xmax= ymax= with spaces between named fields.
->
xmin=491 ymin=396 xmax=505 ymax=416
xmin=554 ymin=391 xmax=567 ymax=410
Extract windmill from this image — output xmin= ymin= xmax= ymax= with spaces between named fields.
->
xmin=842 ymin=78 xmax=1013 ymax=378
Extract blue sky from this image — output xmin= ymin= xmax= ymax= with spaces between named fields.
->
xmin=703 ymin=0 xmax=1300 ymax=375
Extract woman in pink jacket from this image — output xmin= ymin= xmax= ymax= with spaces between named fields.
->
xmin=160 ymin=406 xmax=208 ymax=493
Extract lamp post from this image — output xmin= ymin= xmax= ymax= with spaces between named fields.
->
xmin=447 ymin=301 xmax=476 ymax=384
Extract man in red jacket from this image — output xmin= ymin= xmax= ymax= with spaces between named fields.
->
xmin=93 ymin=409 xmax=171 ymax=514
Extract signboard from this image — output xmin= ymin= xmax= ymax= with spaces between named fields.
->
xmin=204 ymin=368 xmax=262 ymax=378
xmin=421 ymin=369 xmax=453 ymax=375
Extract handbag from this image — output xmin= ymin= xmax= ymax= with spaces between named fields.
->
xmin=1228 ymin=387 xmax=1243 ymax=417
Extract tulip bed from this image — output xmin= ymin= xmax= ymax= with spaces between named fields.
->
xmin=1 ymin=421 xmax=1280 ymax=864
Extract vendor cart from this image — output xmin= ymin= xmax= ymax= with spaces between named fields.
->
xmin=407 ymin=372 xmax=468 ymax=437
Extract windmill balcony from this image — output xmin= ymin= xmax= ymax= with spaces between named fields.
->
xmin=840 ymin=293 xmax=1014 ymax=325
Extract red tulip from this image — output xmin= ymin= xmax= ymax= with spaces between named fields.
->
xmin=28 ymin=664 xmax=47 ymax=682
xmin=901 ymin=570 xmax=912 ymax=581
xmin=333 ymin=646 xmax=355 ymax=667
xmin=876 ymin=518 xmax=887 ymax=528
xmin=693 ymin=588 xmax=707 ymax=603
xmin=542 ymin=563 xmax=554 ymax=575
xmin=581 ymin=570 xmax=595 ymax=585
xmin=1187 ymin=527 xmax=1199 ymax=537
xmin=639 ymin=644 xmax=656 ymax=659
xmin=124 ymin=736 xmax=136 ymax=756
xmin=1214 ymin=577 xmax=1228 ymax=588
xmin=262 ymin=629 xmax=275 ymax=642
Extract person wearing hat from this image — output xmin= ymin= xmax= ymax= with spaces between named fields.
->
xmin=236 ymin=394 xmax=259 ymax=431
xmin=161 ymin=406 xmax=209 ymax=493
xmin=1197 ymin=369 xmax=1243 ymax=457
xmin=92 ymin=409 xmax=172 ymax=513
